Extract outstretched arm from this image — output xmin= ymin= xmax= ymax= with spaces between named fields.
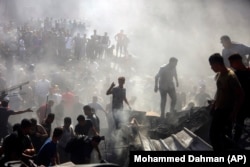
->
xmin=154 ymin=73 xmax=159 ymax=92
xmin=12 ymin=108 xmax=33 ymax=115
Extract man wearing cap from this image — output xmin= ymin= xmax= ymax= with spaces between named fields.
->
xmin=0 ymin=99 xmax=33 ymax=141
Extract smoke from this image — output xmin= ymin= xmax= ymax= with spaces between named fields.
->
xmin=1 ymin=0 xmax=250 ymax=162
xmin=1 ymin=0 xmax=249 ymax=117
xmin=75 ymin=0 xmax=250 ymax=111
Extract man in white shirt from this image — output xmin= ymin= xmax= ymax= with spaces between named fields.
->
xmin=35 ymin=74 xmax=51 ymax=106
xmin=220 ymin=35 xmax=250 ymax=67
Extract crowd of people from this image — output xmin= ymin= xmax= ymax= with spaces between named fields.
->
xmin=0 ymin=17 xmax=134 ymax=166
xmin=0 ymin=15 xmax=250 ymax=166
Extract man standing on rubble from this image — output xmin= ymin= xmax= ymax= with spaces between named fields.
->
xmin=154 ymin=57 xmax=179 ymax=119
xmin=228 ymin=54 xmax=250 ymax=143
xmin=106 ymin=76 xmax=131 ymax=130
xmin=208 ymin=53 xmax=244 ymax=151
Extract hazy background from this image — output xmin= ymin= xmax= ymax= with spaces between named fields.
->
xmin=1 ymin=0 xmax=250 ymax=160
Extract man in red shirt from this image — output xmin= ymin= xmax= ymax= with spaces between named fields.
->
xmin=61 ymin=88 xmax=75 ymax=109
xmin=36 ymin=100 xmax=54 ymax=124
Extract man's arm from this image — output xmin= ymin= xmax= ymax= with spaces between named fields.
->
xmin=98 ymin=103 xmax=108 ymax=114
xmin=23 ymin=139 xmax=36 ymax=157
xmin=37 ymin=124 xmax=48 ymax=138
xmin=124 ymin=96 xmax=131 ymax=110
xmin=174 ymin=68 xmax=179 ymax=87
xmin=11 ymin=108 xmax=33 ymax=115
xmin=106 ymin=82 xmax=115 ymax=95
xmin=90 ymin=121 xmax=99 ymax=136
xmin=154 ymin=71 xmax=160 ymax=92
xmin=91 ymin=126 xmax=99 ymax=136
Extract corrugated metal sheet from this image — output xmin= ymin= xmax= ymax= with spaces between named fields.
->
xmin=139 ymin=127 xmax=212 ymax=151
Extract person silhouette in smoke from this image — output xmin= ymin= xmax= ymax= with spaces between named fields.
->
xmin=115 ymin=30 xmax=125 ymax=57
xmin=106 ymin=76 xmax=131 ymax=130
xmin=74 ymin=33 xmax=83 ymax=60
xmin=154 ymin=57 xmax=179 ymax=119
xmin=0 ymin=99 xmax=33 ymax=141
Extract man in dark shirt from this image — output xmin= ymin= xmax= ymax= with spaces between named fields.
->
xmin=74 ymin=115 xmax=98 ymax=136
xmin=228 ymin=54 xmax=250 ymax=143
xmin=65 ymin=135 xmax=102 ymax=164
xmin=0 ymin=99 xmax=33 ymax=141
xmin=41 ymin=113 xmax=55 ymax=137
xmin=0 ymin=119 xmax=35 ymax=166
xmin=83 ymin=105 xmax=100 ymax=134
xmin=106 ymin=76 xmax=131 ymax=129
xmin=154 ymin=57 xmax=179 ymax=119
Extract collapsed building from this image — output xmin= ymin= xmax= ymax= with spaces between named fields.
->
xmin=97 ymin=105 xmax=250 ymax=167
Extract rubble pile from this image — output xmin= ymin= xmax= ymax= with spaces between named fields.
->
xmin=147 ymin=106 xmax=211 ymax=140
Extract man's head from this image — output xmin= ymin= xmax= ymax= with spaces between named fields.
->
xmin=169 ymin=57 xmax=178 ymax=68
xmin=220 ymin=35 xmax=232 ymax=48
xmin=199 ymin=85 xmax=206 ymax=93
xmin=30 ymin=118 xmax=37 ymax=126
xmin=1 ymin=99 xmax=9 ymax=107
xmin=208 ymin=53 xmax=225 ymax=72
xmin=46 ymin=113 xmax=55 ymax=124
xmin=83 ymin=105 xmax=92 ymax=116
xmin=21 ymin=119 xmax=32 ymax=135
xmin=52 ymin=127 xmax=63 ymax=141
xmin=64 ymin=117 xmax=72 ymax=128
xmin=13 ymin=123 xmax=21 ymax=132
xmin=228 ymin=54 xmax=244 ymax=70
xmin=77 ymin=115 xmax=85 ymax=125
xmin=118 ymin=76 xmax=125 ymax=86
